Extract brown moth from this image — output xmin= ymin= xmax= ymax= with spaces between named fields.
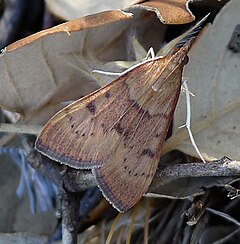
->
xmin=35 ymin=41 xmax=191 ymax=212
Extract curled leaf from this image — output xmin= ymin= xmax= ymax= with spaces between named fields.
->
xmin=0 ymin=10 xmax=132 ymax=115
xmin=133 ymin=0 xmax=195 ymax=24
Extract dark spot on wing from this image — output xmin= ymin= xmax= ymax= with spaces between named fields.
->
xmin=142 ymin=149 xmax=155 ymax=158
xmin=71 ymin=124 xmax=74 ymax=128
xmin=82 ymin=133 xmax=85 ymax=137
xmin=113 ymin=123 xmax=124 ymax=134
xmin=123 ymin=131 xmax=129 ymax=138
xmin=86 ymin=101 xmax=96 ymax=114
xmin=105 ymin=91 xmax=111 ymax=98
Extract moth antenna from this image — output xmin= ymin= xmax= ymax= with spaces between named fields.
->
xmin=175 ymin=28 xmax=201 ymax=48
xmin=92 ymin=54 xmax=160 ymax=80
xmin=92 ymin=70 xmax=122 ymax=76
xmin=68 ymin=51 xmax=96 ymax=76
xmin=61 ymin=51 xmax=108 ymax=87
xmin=158 ymin=13 xmax=210 ymax=56
xmin=180 ymin=80 xmax=206 ymax=163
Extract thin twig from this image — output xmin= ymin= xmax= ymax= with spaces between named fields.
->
xmin=28 ymin=151 xmax=240 ymax=194
xmin=155 ymin=157 xmax=239 ymax=181
xmin=60 ymin=190 xmax=81 ymax=244
xmin=0 ymin=122 xmax=41 ymax=135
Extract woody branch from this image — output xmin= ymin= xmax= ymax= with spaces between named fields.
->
xmin=27 ymin=150 xmax=240 ymax=194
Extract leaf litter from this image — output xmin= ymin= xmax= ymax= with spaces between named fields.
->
xmin=0 ymin=0 xmax=240 ymax=241
xmin=163 ymin=0 xmax=240 ymax=161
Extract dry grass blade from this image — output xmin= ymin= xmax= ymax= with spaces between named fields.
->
xmin=116 ymin=226 xmax=126 ymax=244
xmin=207 ymin=208 xmax=240 ymax=227
xmin=106 ymin=213 xmax=123 ymax=244
xmin=212 ymin=228 xmax=240 ymax=244
xmin=126 ymin=203 xmax=139 ymax=244
xmin=144 ymin=199 xmax=151 ymax=244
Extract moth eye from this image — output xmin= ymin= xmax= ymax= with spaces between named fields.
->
xmin=141 ymin=173 xmax=145 ymax=176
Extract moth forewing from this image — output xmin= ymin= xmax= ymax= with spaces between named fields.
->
xmin=35 ymin=41 xmax=191 ymax=212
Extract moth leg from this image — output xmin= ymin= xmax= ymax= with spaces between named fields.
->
xmin=181 ymin=77 xmax=195 ymax=97
xmin=144 ymin=47 xmax=155 ymax=60
xmin=179 ymin=79 xmax=206 ymax=163
xmin=92 ymin=47 xmax=157 ymax=78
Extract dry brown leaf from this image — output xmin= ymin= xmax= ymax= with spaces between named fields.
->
xmin=45 ymin=0 xmax=195 ymax=24
xmin=0 ymin=10 xmax=133 ymax=116
xmin=6 ymin=10 xmax=131 ymax=52
xmin=45 ymin=0 xmax=141 ymax=20
xmin=163 ymin=0 xmax=240 ymax=160
xmin=134 ymin=0 xmax=195 ymax=24
xmin=0 ymin=7 xmax=170 ymax=129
